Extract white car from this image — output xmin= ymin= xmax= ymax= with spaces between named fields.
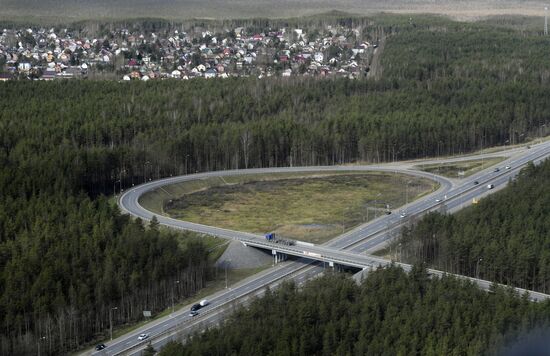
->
xmin=137 ymin=333 xmax=149 ymax=341
xmin=505 ymin=165 xmax=511 ymax=170
xmin=435 ymin=198 xmax=441 ymax=203
xmin=400 ymin=211 xmax=407 ymax=218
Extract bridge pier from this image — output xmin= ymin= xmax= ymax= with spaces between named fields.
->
xmin=327 ymin=261 xmax=344 ymax=272
xmin=272 ymin=250 xmax=288 ymax=264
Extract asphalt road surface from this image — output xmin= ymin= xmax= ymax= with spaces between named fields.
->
xmin=88 ymin=140 xmax=550 ymax=355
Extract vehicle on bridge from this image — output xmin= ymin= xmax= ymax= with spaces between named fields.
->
xmin=265 ymin=232 xmax=295 ymax=246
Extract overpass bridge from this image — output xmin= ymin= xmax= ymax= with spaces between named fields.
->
xmin=241 ymin=234 xmax=550 ymax=302
xmin=106 ymin=141 xmax=550 ymax=355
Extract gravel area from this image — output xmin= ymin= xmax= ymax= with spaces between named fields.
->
xmin=215 ymin=240 xmax=273 ymax=269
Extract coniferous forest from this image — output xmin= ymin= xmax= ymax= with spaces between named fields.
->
xmin=158 ymin=268 xmax=550 ymax=356
xmin=2 ymin=15 xmax=550 ymax=355
xmin=399 ymin=159 xmax=550 ymax=293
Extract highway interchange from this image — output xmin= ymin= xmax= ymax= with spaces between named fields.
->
xmin=90 ymin=140 xmax=550 ymax=355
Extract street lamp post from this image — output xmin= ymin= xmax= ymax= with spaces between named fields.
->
xmin=37 ymin=336 xmax=46 ymax=356
xmin=109 ymin=307 xmax=118 ymax=341
xmin=171 ymin=280 xmax=180 ymax=313
xmin=398 ymin=243 xmax=402 ymax=262
xmin=119 ymin=168 xmax=126 ymax=194
xmin=374 ymin=193 xmax=382 ymax=219
xmin=185 ymin=155 xmax=190 ymax=175
xmin=144 ymin=161 xmax=151 ymax=183
xmin=224 ymin=260 xmax=231 ymax=289
xmin=476 ymin=258 xmax=483 ymax=279
xmin=113 ymin=179 xmax=119 ymax=195
xmin=406 ymin=181 xmax=412 ymax=205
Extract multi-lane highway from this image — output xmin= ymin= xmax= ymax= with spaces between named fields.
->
xmin=92 ymin=140 xmax=550 ymax=355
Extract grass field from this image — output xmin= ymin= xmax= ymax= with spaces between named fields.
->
xmin=145 ymin=171 xmax=437 ymax=244
xmin=2 ymin=1 xmax=549 ymax=25
xmin=415 ymin=157 xmax=506 ymax=178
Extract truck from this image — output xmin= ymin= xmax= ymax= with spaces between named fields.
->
xmin=265 ymin=232 xmax=275 ymax=241
xmin=487 ymin=184 xmax=494 ymax=190
xmin=265 ymin=232 xmax=295 ymax=246
xmin=190 ymin=299 xmax=210 ymax=313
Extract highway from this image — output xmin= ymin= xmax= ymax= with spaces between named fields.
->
xmin=93 ymin=140 xmax=550 ymax=355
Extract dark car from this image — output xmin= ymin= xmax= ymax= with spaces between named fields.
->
xmin=190 ymin=303 xmax=201 ymax=312
xmin=95 ymin=344 xmax=106 ymax=351
xmin=473 ymin=181 xmax=479 ymax=185
xmin=494 ymin=168 xmax=500 ymax=172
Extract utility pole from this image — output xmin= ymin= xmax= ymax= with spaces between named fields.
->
xmin=109 ymin=307 xmax=118 ymax=340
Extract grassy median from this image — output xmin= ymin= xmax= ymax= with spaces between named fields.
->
xmin=142 ymin=171 xmax=437 ymax=244
xmin=415 ymin=157 xmax=506 ymax=178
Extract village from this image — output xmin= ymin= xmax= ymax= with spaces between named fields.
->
xmin=0 ymin=24 xmax=377 ymax=81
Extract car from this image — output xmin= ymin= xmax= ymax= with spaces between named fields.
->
xmin=400 ymin=211 xmax=407 ymax=218
xmin=137 ymin=333 xmax=149 ymax=341
xmin=493 ymin=168 xmax=500 ymax=172
xmin=189 ymin=310 xmax=199 ymax=317
xmin=435 ymin=198 xmax=442 ymax=203
xmin=505 ymin=165 xmax=511 ymax=170
xmin=487 ymin=184 xmax=494 ymax=190
xmin=190 ymin=303 xmax=201 ymax=312
xmin=385 ymin=210 xmax=392 ymax=215
xmin=95 ymin=344 xmax=106 ymax=351
xmin=473 ymin=180 xmax=479 ymax=185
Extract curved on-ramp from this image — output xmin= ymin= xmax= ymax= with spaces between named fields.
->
xmin=119 ymin=165 xmax=453 ymax=241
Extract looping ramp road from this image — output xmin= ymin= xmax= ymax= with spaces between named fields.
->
xmin=103 ymin=141 xmax=550 ymax=356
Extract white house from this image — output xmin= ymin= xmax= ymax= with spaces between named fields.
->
xmin=18 ymin=62 xmax=31 ymax=72
xmin=171 ymin=69 xmax=182 ymax=78
xmin=204 ymin=68 xmax=217 ymax=79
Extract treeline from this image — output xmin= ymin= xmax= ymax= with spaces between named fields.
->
xmin=2 ymin=15 xmax=550 ymax=354
xmin=0 ymin=80 xmax=214 ymax=354
xmin=0 ymin=192 xmax=211 ymax=355
xmin=159 ymin=266 xmax=550 ymax=356
xmin=399 ymin=159 xmax=550 ymax=293
xmin=1 ymin=76 xmax=549 ymax=199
